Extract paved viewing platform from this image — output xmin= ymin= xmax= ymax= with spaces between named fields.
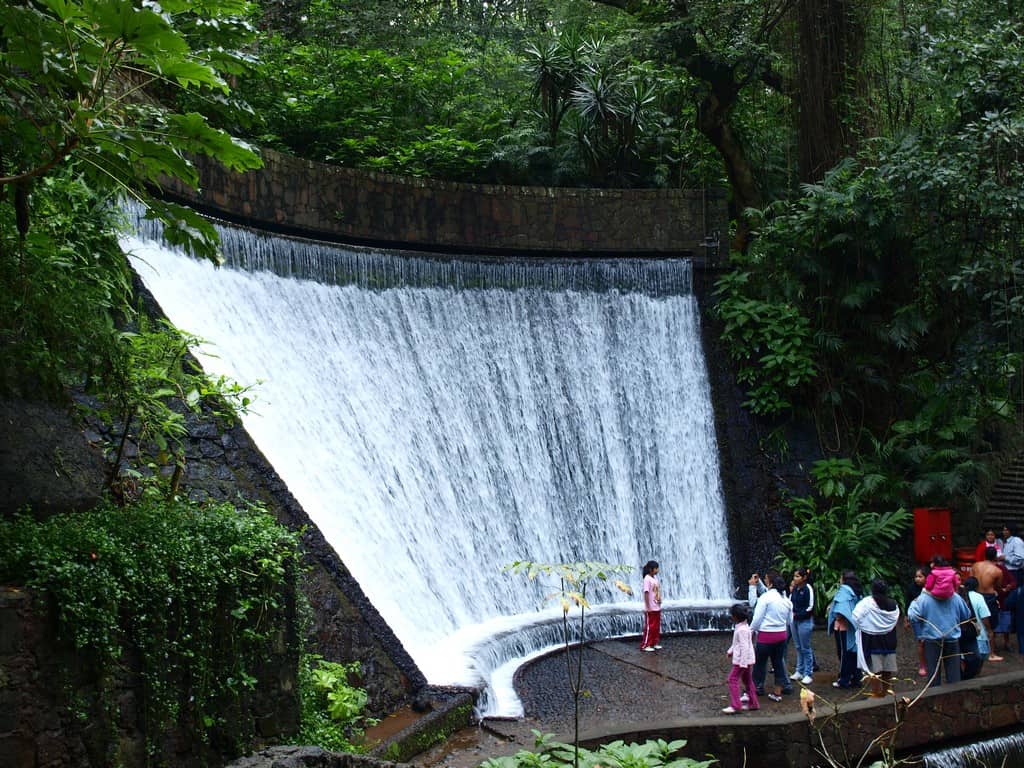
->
xmin=416 ymin=629 xmax=1024 ymax=767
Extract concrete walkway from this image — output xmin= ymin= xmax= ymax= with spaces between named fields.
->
xmin=416 ymin=628 xmax=1024 ymax=767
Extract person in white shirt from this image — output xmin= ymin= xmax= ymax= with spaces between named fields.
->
xmin=852 ymin=579 xmax=900 ymax=697
xmin=1001 ymin=524 xmax=1024 ymax=586
xmin=749 ymin=575 xmax=793 ymax=701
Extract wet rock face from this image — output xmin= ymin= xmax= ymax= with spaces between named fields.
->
xmin=0 ymin=398 xmax=106 ymax=519
xmin=694 ymin=278 xmax=792 ymax=591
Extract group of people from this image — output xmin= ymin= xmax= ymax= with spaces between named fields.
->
xmin=714 ymin=522 xmax=1024 ymax=714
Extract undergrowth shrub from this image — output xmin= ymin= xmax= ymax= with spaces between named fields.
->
xmin=0 ymin=496 xmax=302 ymax=760
xmin=294 ymin=656 xmax=376 ymax=752
xmin=480 ymin=731 xmax=716 ymax=768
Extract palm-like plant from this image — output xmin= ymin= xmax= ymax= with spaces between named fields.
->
xmin=524 ymin=29 xmax=590 ymax=147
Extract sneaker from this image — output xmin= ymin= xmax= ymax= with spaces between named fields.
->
xmin=654 ymin=645 xmax=663 ymax=649
xmin=801 ymin=675 xmax=814 ymax=685
xmin=740 ymin=704 xmax=749 ymax=711
xmin=721 ymin=706 xmax=738 ymax=714
xmin=790 ymin=672 xmax=802 ymax=681
xmin=767 ymin=693 xmax=782 ymax=702
xmin=642 ymin=646 xmax=655 ymax=652
xmin=740 ymin=692 xmax=749 ymax=703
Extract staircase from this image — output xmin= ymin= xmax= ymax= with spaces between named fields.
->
xmin=983 ymin=451 xmax=1024 ymax=534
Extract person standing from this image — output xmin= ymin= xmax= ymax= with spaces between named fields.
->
xmin=852 ymin=579 xmax=900 ymax=697
xmin=971 ymin=547 xmax=1005 ymax=661
xmin=907 ymin=583 xmax=971 ymax=686
xmin=828 ymin=571 xmax=863 ymax=689
xmin=640 ymin=560 xmax=662 ymax=651
xmin=994 ymin=564 xmax=1017 ymax=654
xmin=789 ymin=567 xmax=815 ymax=685
xmin=961 ymin=577 xmax=992 ymax=680
xmin=905 ymin=566 xmax=930 ymax=676
xmin=722 ymin=603 xmax=759 ymax=713
xmin=974 ymin=528 xmax=1004 ymax=563
xmin=1002 ymin=524 xmax=1024 ymax=587
xmin=1004 ymin=577 xmax=1024 ymax=654
xmin=747 ymin=568 xmax=780 ymax=607
xmin=750 ymin=574 xmax=793 ymax=701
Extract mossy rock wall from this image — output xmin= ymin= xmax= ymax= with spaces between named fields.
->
xmin=0 ymin=585 xmax=299 ymax=768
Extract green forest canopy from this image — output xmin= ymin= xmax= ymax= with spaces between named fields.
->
xmin=2 ymin=0 xmax=1023 ymax=577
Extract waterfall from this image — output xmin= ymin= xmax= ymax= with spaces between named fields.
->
xmin=122 ymin=212 xmax=733 ymax=716
xmin=921 ymin=728 xmax=1024 ymax=767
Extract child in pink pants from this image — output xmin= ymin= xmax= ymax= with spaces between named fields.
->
xmin=723 ymin=603 xmax=759 ymax=713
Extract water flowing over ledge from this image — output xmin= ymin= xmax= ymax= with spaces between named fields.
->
xmin=128 ymin=206 xmax=692 ymax=296
xmin=921 ymin=728 xmax=1024 ymax=767
xmin=121 ymin=204 xmax=731 ymax=717
xmin=460 ymin=602 xmax=732 ymax=718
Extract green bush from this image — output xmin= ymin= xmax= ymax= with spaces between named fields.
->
xmin=713 ymin=272 xmax=818 ymax=416
xmin=481 ymin=731 xmax=715 ymax=768
xmin=0 ymin=497 xmax=302 ymax=753
xmin=777 ymin=459 xmax=912 ymax=609
xmin=294 ymin=656 xmax=375 ymax=753
xmin=0 ymin=175 xmax=129 ymax=399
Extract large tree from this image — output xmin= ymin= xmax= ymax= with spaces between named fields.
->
xmin=591 ymin=0 xmax=872 ymax=248
xmin=0 ymin=0 xmax=262 ymax=259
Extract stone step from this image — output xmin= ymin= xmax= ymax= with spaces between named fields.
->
xmin=983 ymin=450 xmax=1024 ymax=533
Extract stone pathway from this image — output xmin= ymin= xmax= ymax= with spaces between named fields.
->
xmin=415 ymin=628 xmax=1024 ymax=767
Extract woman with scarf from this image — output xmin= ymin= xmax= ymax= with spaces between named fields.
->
xmin=827 ymin=570 xmax=863 ymax=689
xmin=852 ymin=579 xmax=901 ymax=697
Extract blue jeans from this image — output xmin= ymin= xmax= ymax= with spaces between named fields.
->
xmin=923 ymin=638 xmax=962 ymax=686
xmin=792 ymin=618 xmax=815 ymax=677
xmin=753 ymin=639 xmax=790 ymax=693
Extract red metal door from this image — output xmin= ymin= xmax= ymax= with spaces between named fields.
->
xmin=913 ymin=507 xmax=952 ymax=564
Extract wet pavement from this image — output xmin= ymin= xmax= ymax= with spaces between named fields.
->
xmin=415 ymin=627 xmax=1024 ymax=767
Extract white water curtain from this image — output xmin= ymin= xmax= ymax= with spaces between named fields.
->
xmin=125 ymin=220 xmax=732 ymax=691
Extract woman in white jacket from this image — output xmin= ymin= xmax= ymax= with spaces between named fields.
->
xmin=749 ymin=574 xmax=794 ymax=701
xmin=852 ymin=578 xmax=900 ymax=697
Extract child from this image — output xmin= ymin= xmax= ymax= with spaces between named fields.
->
xmin=924 ymin=556 xmax=960 ymax=599
xmin=904 ymin=565 xmax=929 ymax=676
xmin=723 ymin=602 xmax=759 ymax=714
xmin=640 ymin=560 xmax=662 ymax=651
xmin=789 ymin=567 xmax=815 ymax=685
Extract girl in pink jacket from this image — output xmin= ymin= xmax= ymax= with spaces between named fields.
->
xmin=925 ymin=556 xmax=960 ymax=599
xmin=723 ymin=603 xmax=759 ymax=713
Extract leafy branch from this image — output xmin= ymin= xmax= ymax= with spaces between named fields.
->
xmin=504 ymin=560 xmax=633 ymax=768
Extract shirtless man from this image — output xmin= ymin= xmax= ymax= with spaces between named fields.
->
xmin=972 ymin=547 xmax=1005 ymax=660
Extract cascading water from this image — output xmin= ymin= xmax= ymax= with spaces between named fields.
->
xmin=921 ymin=728 xmax=1024 ymax=767
xmin=122 ymin=210 xmax=734 ymax=716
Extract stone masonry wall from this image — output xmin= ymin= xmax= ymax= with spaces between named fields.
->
xmin=160 ymin=149 xmax=727 ymax=256
xmin=0 ymin=584 xmax=299 ymax=768
xmin=582 ymin=670 xmax=1024 ymax=767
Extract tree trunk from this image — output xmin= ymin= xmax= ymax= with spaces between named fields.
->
xmin=796 ymin=0 xmax=867 ymax=182
xmin=697 ymin=86 xmax=763 ymax=252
